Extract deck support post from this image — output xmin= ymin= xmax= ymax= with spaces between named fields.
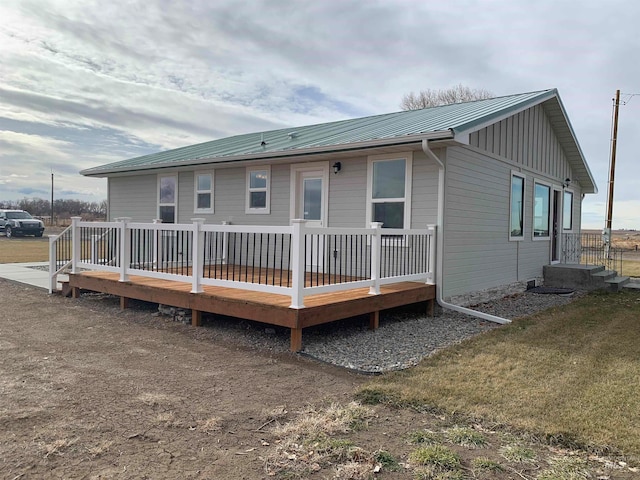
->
xmin=70 ymin=216 xmax=82 ymax=274
xmin=369 ymin=222 xmax=383 ymax=295
xmin=290 ymin=327 xmax=303 ymax=352
xmin=120 ymin=296 xmax=129 ymax=310
xmin=427 ymin=299 xmax=435 ymax=317
xmin=116 ymin=217 xmax=131 ymax=282
xmin=72 ymin=286 xmax=81 ymax=299
xmin=192 ymin=309 xmax=202 ymax=327
xmin=369 ymin=310 xmax=379 ymax=330
xmin=190 ymin=218 xmax=205 ymax=293
xmin=290 ymin=219 xmax=306 ymax=309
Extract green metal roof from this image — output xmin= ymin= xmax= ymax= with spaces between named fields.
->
xmin=80 ymin=88 xmax=596 ymax=193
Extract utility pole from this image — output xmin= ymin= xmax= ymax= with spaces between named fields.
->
xmin=51 ymin=172 xmax=54 ymax=226
xmin=604 ymin=89 xmax=620 ymax=255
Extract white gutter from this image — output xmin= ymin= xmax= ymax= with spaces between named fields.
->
xmin=421 ymin=139 xmax=511 ymax=325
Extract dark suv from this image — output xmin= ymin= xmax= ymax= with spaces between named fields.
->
xmin=0 ymin=210 xmax=45 ymax=238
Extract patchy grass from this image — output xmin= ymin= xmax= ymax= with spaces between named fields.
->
xmin=264 ymin=402 xmax=379 ymax=478
xmin=359 ymin=290 xmax=640 ymax=457
xmin=471 ymin=456 xmax=504 ymax=474
xmin=444 ymin=425 xmax=487 ymax=448
xmin=499 ymin=444 xmax=538 ymax=464
xmin=538 ymin=455 xmax=591 ymax=480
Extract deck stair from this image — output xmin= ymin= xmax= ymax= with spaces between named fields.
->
xmin=543 ymin=264 xmax=630 ymax=292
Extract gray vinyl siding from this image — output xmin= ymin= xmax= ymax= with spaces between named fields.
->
xmin=469 ymin=104 xmax=573 ymax=182
xmin=328 ymin=156 xmax=367 ymax=227
xmin=108 ymin=175 xmax=157 ymax=221
xmin=442 ymin=147 xmax=548 ymax=298
xmin=411 ymin=149 xmax=440 ymax=228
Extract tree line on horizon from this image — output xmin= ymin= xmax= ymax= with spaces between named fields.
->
xmin=0 ymin=197 xmax=107 ymax=221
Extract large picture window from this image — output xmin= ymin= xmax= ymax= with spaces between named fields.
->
xmin=194 ymin=172 xmax=213 ymax=213
xmin=246 ymin=166 xmax=270 ymax=214
xmin=563 ymin=190 xmax=573 ymax=230
xmin=510 ymin=174 xmax=525 ymax=239
xmin=158 ymin=175 xmax=177 ymax=223
xmin=533 ymin=182 xmax=550 ymax=238
xmin=367 ymin=155 xmax=412 ymax=229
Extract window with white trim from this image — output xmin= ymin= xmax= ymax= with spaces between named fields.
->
xmin=246 ymin=166 xmax=270 ymax=214
xmin=533 ymin=181 xmax=550 ymax=238
xmin=367 ymin=154 xmax=412 ymax=229
xmin=158 ymin=175 xmax=177 ymax=223
xmin=194 ymin=172 xmax=214 ymax=213
xmin=563 ymin=190 xmax=573 ymax=230
xmin=509 ymin=173 xmax=525 ymax=240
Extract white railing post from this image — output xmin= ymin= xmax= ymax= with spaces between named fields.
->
xmin=117 ymin=217 xmax=131 ymax=282
xmin=221 ymin=220 xmax=229 ymax=264
xmin=369 ymin=222 xmax=383 ymax=295
xmin=48 ymin=234 xmax=57 ymax=294
xmin=191 ymin=218 xmax=205 ymax=293
xmin=152 ymin=218 xmax=162 ymax=268
xmin=70 ymin=216 xmax=82 ymax=274
xmin=290 ymin=219 xmax=307 ymax=308
xmin=427 ymin=224 xmax=436 ymax=284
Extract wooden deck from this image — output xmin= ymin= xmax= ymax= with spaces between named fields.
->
xmin=68 ymin=270 xmax=436 ymax=352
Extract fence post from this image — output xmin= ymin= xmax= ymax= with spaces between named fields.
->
xmin=70 ymin=216 xmax=82 ymax=274
xmin=116 ymin=217 xmax=131 ymax=282
xmin=369 ymin=222 xmax=383 ymax=295
xmin=48 ymin=234 xmax=57 ymax=294
xmin=152 ymin=218 xmax=162 ymax=268
xmin=221 ymin=220 xmax=229 ymax=264
xmin=191 ymin=218 xmax=205 ymax=293
xmin=427 ymin=224 xmax=436 ymax=284
xmin=290 ymin=219 xmax=306 ymax=308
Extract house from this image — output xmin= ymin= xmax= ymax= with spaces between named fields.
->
xmin=81 ymin=88 xmax=596 ymax=296
xmin=64 ymin=89 xmax=596 ymax=349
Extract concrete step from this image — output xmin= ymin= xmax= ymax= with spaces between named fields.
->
xmin=623 ymin=281 xmax=640 ymax=290
xmin=591 ymin=269 xmax=617 ymax=284
xmin=605 ymin=276 xmax=630 ymax=292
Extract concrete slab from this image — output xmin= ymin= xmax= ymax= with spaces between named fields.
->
xmin=0 ymin=262 xmax=55 ymax=291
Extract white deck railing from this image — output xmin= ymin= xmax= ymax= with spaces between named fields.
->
xmin=49 ymin=217 xmax=436 ymax=308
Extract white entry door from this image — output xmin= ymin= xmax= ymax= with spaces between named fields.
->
xmin=291 ymin=163 xmax=329 ymax=271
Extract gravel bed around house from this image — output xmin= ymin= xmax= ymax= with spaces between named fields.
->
xmin=108 ymin=288 xmax=580 ymax=374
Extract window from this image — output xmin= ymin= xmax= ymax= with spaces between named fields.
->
xmin=367 ymin=154 xmax=412 ymax=229
xmin=533 ymin=182 xmax=550 ymax=238
xmin=158 ymin=175 xmax=177 ymax=223
xmin=194 ymin=172 xmax=213 ymax=213
xmin=510 ymin=173 xmax=525 ymax=239
xmin=246 ymin=166 xmax=270 ymax=214
xmin=563 ymin=190 xmax=573 ymax=230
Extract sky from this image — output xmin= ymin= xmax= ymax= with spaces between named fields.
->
xmin=0 ymin=0 xmax=638 ymax=229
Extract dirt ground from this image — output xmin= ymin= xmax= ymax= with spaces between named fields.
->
xmin=0 ymin=279 xmax=373 ymax=479
xmin=3 ymin=281 xmax=638 ymax=480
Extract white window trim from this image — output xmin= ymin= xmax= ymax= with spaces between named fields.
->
xmin=532 ymin=178 xmax=551 ymax=241
xmin=245 ymin=165 xmax=271 ymax=214
xmin=158 ymin=174 xmax=178 ymax=223
xmin=562 ymin=189 xmax=574 ymax=232
xmin=365 ymin=153 xmax=413 ymax=229
xmin=509 ymin=171 xmax=526 ymax=242
xmin=194 ymin=171 xmax=214 ymax=214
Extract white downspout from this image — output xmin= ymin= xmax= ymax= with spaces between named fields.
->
xmin=421 ymin=139 xmax=511 ymax=325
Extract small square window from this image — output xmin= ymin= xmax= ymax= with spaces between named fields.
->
xmin=246 ymin=166 xmax=270 ymax=214
xmin=194 ymin=172 xmax=214 ymax=213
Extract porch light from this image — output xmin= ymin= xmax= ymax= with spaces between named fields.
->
xmin=333 ymin=162 xmax=342 ymax=174
xmin=563 ymin=178 xmax=571 ymax=188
